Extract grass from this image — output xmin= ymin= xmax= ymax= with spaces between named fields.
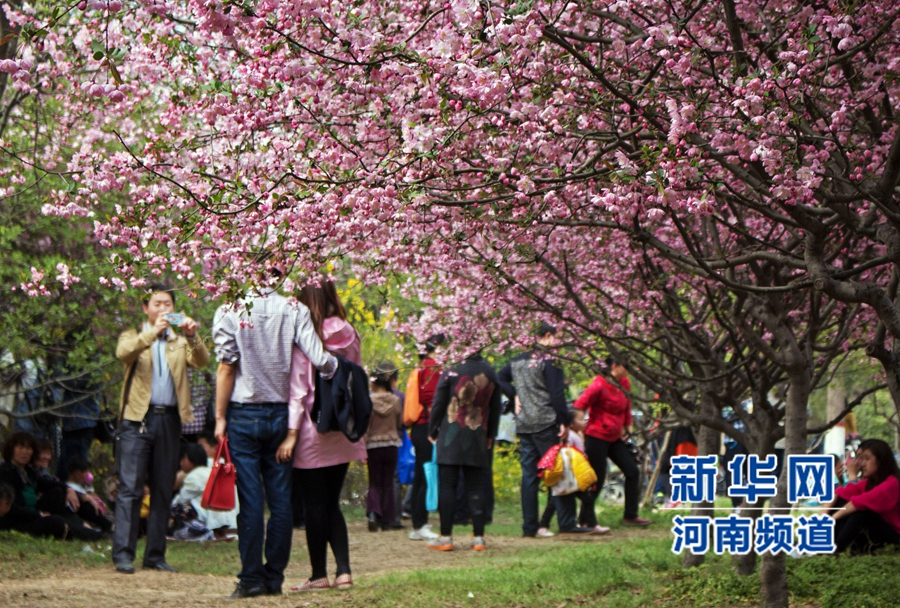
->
xmin=3 ymin=495 xmax=900 ymax=607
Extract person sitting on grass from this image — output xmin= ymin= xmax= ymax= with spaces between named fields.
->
xmin=0 ymin=432 xmax=94 ymax=540
xmin=170 ymin=443 xmax=237 ymax=541
xmin=31 ymin=439 xmax=57 ymax=479
xmin=65 ymin=456 xmax=113 ymax=534
xmin=823 ymin=438 xmax=900 ymax=554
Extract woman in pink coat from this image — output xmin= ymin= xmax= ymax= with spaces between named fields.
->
xmin=284 ymin=281 xmax=366 ymax=592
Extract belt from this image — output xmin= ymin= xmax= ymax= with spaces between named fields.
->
xmin=229 ymin=401 xmax=288 ymax=408
xmin=149 ymin=404 xmax=178 ymax=414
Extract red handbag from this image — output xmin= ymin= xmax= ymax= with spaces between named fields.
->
xmin=201 ymin=435 xmax=237 ymax=511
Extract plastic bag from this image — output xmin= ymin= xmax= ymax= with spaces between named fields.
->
xmin=424 ymin=444 xmax=439 ymax=512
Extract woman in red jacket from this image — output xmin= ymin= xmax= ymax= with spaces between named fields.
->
xmin=574 ymin=357 xmax=651 ymax=530
xmin=825 ymin=438 xmax=900 ymax=554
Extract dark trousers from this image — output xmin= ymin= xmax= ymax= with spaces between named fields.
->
xmin=410 ymin=424 xmax=433 ymax=529
xmin=540 ymin=488 xmax=588 ymax=529
xmin=291 ymin=468 xmax=306 ymax=528
xmin=228 ymin=404 xmax=292 ymax=590
xmin=112 ymin=410 xmax=180 ymax=565
xmin=366 ymin=446 xmax=398 ymax=523
xmin=832 ymin=498 xmax=900 ymax=554
xmin=35 ymin=487 xmax=104 ymax=540
xmin=519 ymin=426 xmax=576 ymax=535
xmin=1 ymin=512 xmax=70 ymax=539
xmin=296 ymin=463 xmax=351 ymax=580
xmin=453 ymin=447 xmax=495 ymax=525
xmin=438 ymin=464 xmax=485 ymax=537
xmin=582 ymin=436 xmax=641 ymax=522
xmin=58 ymin=427 xmax=95 ymax=482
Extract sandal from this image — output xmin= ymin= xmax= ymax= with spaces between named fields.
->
xmin=290 ymin=577 xmax=331 ymax=592
xmin=334 ymin=574 xmax=353 ymax=590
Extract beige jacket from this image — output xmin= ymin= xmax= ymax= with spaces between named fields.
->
xmin=116 ymin=327 xmax=210 ymax=423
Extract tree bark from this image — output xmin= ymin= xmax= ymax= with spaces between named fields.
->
xmin=684 ymin=394 xmax=720 ymax=568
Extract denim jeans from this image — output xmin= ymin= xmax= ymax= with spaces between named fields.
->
xmin=227 ymin=404 xmax=292 ymax=589
xmin=519 ymin=425 xmax=575 ymax=535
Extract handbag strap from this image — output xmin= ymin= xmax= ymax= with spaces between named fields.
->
xmin=215 ymin=434 xmax=230 ymax=465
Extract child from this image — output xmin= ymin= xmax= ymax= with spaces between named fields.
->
xmin=538 ymin=408 xmax=592 ymax=537
xmin=66 ymin=456 xmax=113 ymax=533
xmin=170 ymin=443 xmax=237 ymax=541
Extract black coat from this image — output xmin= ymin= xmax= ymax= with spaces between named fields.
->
xmin=312 ymin=356 xmax=373 ymax=443
xmin=429 ymin=354 xmax=502 ymax=468
xmin=0 ymin=462 xmax=65 ymax=531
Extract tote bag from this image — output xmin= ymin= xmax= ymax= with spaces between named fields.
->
xmin=201 ymin=435 xmax=237 ymax=511
xmin=424 ymin=444 xmax=439 ymax=512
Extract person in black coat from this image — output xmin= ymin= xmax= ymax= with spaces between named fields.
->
xmin=426 ymin=353 xmax=502 ymax=551
xmin=0 ymin=432 xmax=101 ymax=540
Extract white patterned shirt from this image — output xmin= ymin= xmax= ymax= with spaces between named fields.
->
xmin=212 ymin=289 xmax=336 ymax=404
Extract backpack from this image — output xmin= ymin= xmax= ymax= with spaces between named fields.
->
xmin=312 ymin=357 xmax=373 ymax=443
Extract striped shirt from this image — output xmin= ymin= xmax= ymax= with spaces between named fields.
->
xmin=212 ymin=289 xmax=337 ymax=404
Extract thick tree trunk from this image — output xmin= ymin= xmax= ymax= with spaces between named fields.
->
xmin=684 ymin=398 xmax=720 ymax=568
xmin=759 ymin=373 xmax=810 ymax=608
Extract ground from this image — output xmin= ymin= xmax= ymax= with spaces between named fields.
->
xmin=3 ymin=506 xmax=899 ymax=607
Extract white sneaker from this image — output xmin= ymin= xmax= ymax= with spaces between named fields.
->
xmin=536 ymin=527 xmax=555 ymax=538
xmin=409 ymin=525 xmax=439 ymax=541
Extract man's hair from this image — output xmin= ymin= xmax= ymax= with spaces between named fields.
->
xmin=2 ymin=432 xmax=38 ymax=462
xmin=183 ymin=443 xmax=208 ymax=468
xmin=197 ymin=431 xmax=219 ymax=448
xmin=537 ymin=323 xmax=557 ymax=339
xmin=0 ymin=482 xmax=14 ymax=504
xmin=419 ymin=333 xmax=446 ymax=359
xmin=67 ymin=456 xmax=91 ymax=474
xmin=142 ymin=283 xmax=176 ymax=306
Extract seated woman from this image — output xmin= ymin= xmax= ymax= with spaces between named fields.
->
xmin=0 ymin=433 xmax=75 ymax=539
xmin=170 ymin=443 xmax=237 ymax=541
xmin=824 ymin=438 xmax=900 ymax=554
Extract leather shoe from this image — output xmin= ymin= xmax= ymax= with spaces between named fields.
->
xmin=115 ymin=561 xmax=135 ymax=574
xmin=143 ymin=561 xmax=178 ymax=573
xmin=266 ymin=585 xmax=283 ymax=596
xmin=227 ymin=584 xmax=267 ymax=599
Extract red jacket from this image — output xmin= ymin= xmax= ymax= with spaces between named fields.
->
xmin=574 ymin=375 xmax=632 ymax=442
xmin=835 ymin=476 xmax=900 ymax=534
xmin=415 ymin=358 xmax=442 ymax=425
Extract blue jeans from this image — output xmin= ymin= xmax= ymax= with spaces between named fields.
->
xmin=519 ymin=425 xmax=575 ymax=535
xmin=227 ymin=404 xmax=292 ymax=589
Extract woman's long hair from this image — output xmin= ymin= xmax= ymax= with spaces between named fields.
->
xmin=857 ymin=438 xmax=900 ymax=492
xmin=298 ymin=278 xmax=347 ymax=341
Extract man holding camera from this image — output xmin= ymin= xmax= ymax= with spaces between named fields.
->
xmin=112 ymin=284 xmax=209 ymax=574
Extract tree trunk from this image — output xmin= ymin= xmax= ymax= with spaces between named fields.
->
xmin=684 ymin=394 xmax=719 ymax=568
xmin=759 ymin=373 xmax=810 ymax=608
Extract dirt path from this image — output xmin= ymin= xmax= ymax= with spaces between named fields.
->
xmin=0 ymin=522 xmax=665 ymax=607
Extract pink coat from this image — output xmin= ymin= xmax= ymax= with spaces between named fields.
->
xmin=290 ymin=317 xmax=368 ymax=469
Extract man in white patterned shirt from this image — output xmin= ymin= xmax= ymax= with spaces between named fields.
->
xmin=213 ymin=278 xmax=337 ymax=600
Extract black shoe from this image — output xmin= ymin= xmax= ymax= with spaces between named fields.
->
xmin=115 ymin=560 xmax=135 ymax=574
xmin=266 ymin=586 xmax=283 ymax=596
xmin=383 ymin=522 xmax=406 ymax=531
xmin=143 ymin=561 xmax=178 ymax=572
xmin=368 ymin=512 xmax=379 ymax=532
xmin=227 ymin=584 xmax=267 ymax=599
xmin=559 ymin=526 xmax=592 ymax=535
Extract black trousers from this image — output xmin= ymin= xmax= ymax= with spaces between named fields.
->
xmin=291 ymin=468 xmax=306 ymax=528
xmin=409 ymin=424 xmax=433 ymax=529
xmin=583 ymin=436 xmax=641 ymax=522
xmin=833 ymin=498 xmax=900 ymax=554
xmin=366 ymin=446 xmax=397 ymax=523
xmin=113 ymin=410 xmax=181 ymax=565
xmin=438 ymin=464 xmax=485 ymax=537
xmin=35 ymin=487 xmax=104 ymax=540
xmin=296 ymin=464 xmax=351 ymax=580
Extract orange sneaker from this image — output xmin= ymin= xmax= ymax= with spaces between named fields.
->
xmin=470 ymin=536 xmax=486 ymax=551
xmin=427 ymin=536 xmax=454 ymax=551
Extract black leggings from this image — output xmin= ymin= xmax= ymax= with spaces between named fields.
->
xmin=833 ymin=498 xmax=900 ymax=554
xmin=439 ymin=465 xmax=485 ymax=537
xmin=295 ymin=463 xmax=351 ymax=580
xmin=582 ymin=436 xmax=641 ymax=522
xmin=410 ymin=424 xmax=433 ymax=529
